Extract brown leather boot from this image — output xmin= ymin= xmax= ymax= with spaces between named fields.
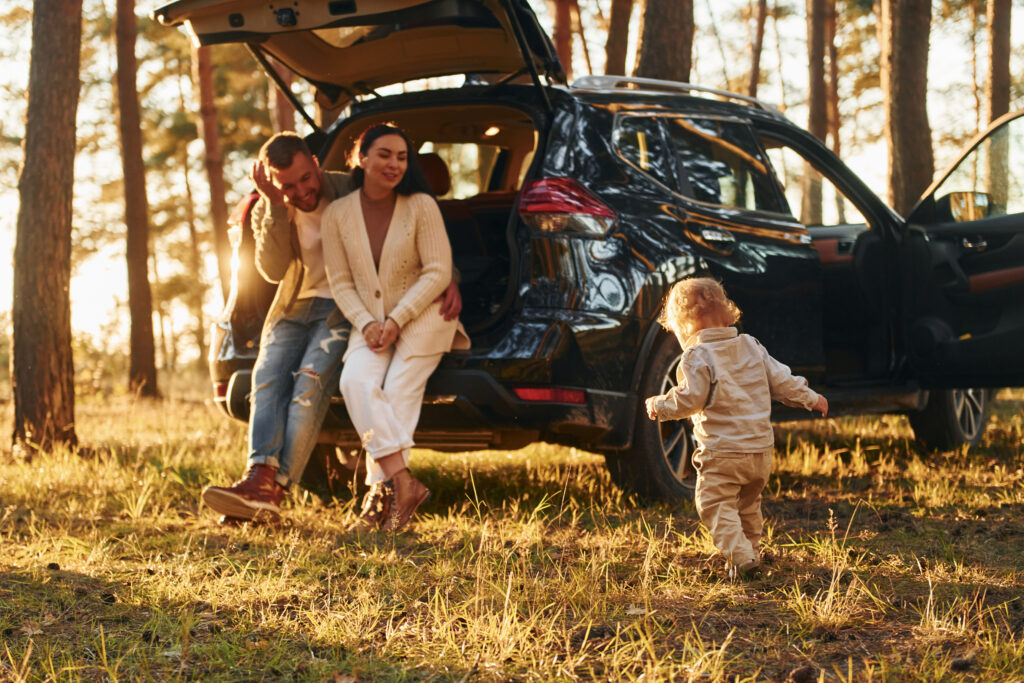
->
xmin=348 ymin=481 xmax=394 ymax=533
xmin=202 ymin=464 xmax=285 ymax=521
xmin=383 ymin=469 xmax=431 ymax=532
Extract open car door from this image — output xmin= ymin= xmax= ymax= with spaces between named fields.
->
xmin=902 ymin=109 xmax=1024 ymax=388
xmin=153 ymin=0 xmax=563 ymax=121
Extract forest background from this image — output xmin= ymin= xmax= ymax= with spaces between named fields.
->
xmin=2 ymin=0 xmax=1023 ymax=447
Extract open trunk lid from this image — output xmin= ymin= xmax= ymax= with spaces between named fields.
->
xmin=153 ymin=0 xmax=563 ymax=112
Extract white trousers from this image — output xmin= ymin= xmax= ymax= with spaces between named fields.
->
xmin=340 ymin=346 xmax=443 ymax=485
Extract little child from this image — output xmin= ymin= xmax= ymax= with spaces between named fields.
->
xmin=645 ymin=278 xmax=828 ymax=579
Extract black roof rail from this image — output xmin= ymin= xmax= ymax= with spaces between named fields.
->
xmin=571 ymin=75 xmax=785 ymax=118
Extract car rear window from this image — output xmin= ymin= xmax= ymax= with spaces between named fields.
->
xmin=613 ymin=116 xmax=677 ymax=191
xmin=666 ymin=117 xmax=784 ymax=214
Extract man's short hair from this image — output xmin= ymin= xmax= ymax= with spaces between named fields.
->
xmin=259 ymin=132 xmax=313 ymax=170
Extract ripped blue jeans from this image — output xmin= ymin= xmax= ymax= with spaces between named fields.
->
xmin=248 ymin=297 xmax=350 ymax=488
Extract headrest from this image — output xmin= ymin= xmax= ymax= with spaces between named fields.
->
xmin=418 ymin=152 xmax=451 ymax=197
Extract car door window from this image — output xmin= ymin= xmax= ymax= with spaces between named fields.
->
xmin=760 ymin=138 xmax=867 ymax=227
xmin=923 ymin=115 xmax=1024 ymax=222
xmin=613 ymin=115 xmax=676 ymax=191
xmin=664 ymin=117 xmax=784 ymax=213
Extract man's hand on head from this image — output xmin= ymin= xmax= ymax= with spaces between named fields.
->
xmin=252 ymin=161 xmax=285 ymax=206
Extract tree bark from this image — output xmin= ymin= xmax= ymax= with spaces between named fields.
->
xmin=803 ymin=0 xmax=827 ymax=224
xmin=635 ymin=0 xmax=693 ymax=82
xmin=879 ymin=0 xmax=934 ymax=215
xmin=268 ymin=57 xmax=296 ymax=133
xmin=748 ymin=0 xmax=768 ymax=97
xmin=605 ymin=0 xmax=632 ymax=75
xmin=192 ymin=45 xmax=231 ymax=301
xmin=12 ymin=0 xmax=82 ymax=452
xmin=986 ymin=0 xmax=1011 ymax=124
xmin=553 ymin=0 xmax=573 ymax=81
xmin=116 ymin=0 xmax=159 ymax=396
xmin=826 ymin=0 xmax=844 ymax=221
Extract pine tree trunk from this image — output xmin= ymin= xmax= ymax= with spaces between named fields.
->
xmin=192 ymin=45 xmax=231 ymax=300
xmin=183 ymin=148 xmax=208 ymax=364
xmin=553 ymin=0 xmax=573 ymax=81
xmin=116 ymin=0 xmax=159 ymax=397
xmin=879 ymin=0 xmax=934 ymax=215
xmin=986 ymin=0 xmax=1011 ymax=207
xmin=635 ymin=0 xmax=693 ymax=82
xmin=803 ymin=0 xmax=827 ymax=224
xmin=986 ymin=0 xmax=1011 ymax=123
xmin=605 ymin=0 xmax=632 ymax=76
xmin=12 ymin=0 xmax=82 ymax=453
xmin=748 ymin=0 xmax=768 ymax=97
xmin=269 ymin=57 xmax=296 ymax=133
xmin=826 ymin=0 xmax=845 ymax=222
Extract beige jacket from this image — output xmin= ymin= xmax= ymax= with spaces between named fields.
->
xmin=251 ymin=170 xmax=353 ymax=338
xmin=649 ymin=327 xmax=820 ymax=452
xmin=321 ymin=191 xmax=470 ymax=360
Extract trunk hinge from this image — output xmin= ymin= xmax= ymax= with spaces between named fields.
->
xmin=499 ymin=0 xmax=557 ymax=116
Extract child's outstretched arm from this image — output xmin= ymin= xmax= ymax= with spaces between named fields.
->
xmin=645 ymin=351 xmax=712 ymax=421
xmin=756 ymin=340 xmax=827 ymax=415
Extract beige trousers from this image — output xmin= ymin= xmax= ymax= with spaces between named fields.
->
xmin=340 ymin=346 xmax=443 ymax=485
xmin=693 ymin=450 xmax=773 ymax=567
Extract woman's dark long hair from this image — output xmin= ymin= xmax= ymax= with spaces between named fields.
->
xmin=349 ymin=124 xmax=433 ymax=197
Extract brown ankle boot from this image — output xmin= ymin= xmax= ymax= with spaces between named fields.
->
xmin=348 ymin=481 xmax=394 ymax=533
xmin=202 ymin=464 xmax=285 ymax=521
xmin=383 ymin=470 xmax=431 ymax=532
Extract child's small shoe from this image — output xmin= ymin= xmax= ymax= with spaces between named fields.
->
xmin=727 ymin=558 xmax=761 ymax=582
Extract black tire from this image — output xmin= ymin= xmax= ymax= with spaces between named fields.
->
xmin=908 ymin=388 xmax=990 ymax=451
xmin=605 ymin=333 xmax=696 ymax=502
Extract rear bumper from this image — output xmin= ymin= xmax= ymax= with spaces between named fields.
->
xmin=219 ymin=364 xmax=634 ymax=452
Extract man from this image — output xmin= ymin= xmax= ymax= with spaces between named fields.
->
xmin=202 ymin=132 xmax=459 ymax=524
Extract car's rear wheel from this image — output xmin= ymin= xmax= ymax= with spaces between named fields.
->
xmin=605 ymin=333 xmax=696 ymax=502
xmin=908 ymin=388 xmax=990 ymax=451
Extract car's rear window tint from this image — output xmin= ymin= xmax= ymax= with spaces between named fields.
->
xmin=666 ymin=117 xmax=783 ymax=214
xmin=613 ymin=116 xmax=676 ymax=191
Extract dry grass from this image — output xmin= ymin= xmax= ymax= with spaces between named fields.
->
xmin=0 ymin=389 xmax=1022 ymax=681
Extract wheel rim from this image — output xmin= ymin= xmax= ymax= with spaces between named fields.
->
xmin=656 ymin=352 xmax=694 ymax=488
xmin=953 ymin=388 xmax=986 ymax=441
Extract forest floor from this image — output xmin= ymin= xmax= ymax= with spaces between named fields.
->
xmin=0 ymin=385 xmax=1022 ymax=681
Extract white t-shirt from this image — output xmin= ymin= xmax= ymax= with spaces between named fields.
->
xmin=294 ymin=198 xmax=332 ymax=300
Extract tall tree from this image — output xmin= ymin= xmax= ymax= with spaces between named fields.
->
xmin=986 ymin=0 xmax=1010 ymax=124
xmin=605 ymin=0 xmax=633 ymax=75
xmin=748 ymin=0 xmax=768 ymax=97
xmin=116 ymin=0 xmax=159 ymax=396
xmin=192 ymin=45 xmax=231 ymax=299
xmin=878 ymin=0 xmax=934 ymax=215
xmin=553 ymin=0 xmax=573 ymax=81
xmin=269 ymin=57 xmax=296 ymax=133
xmin=12 ymin=0 xmax=82 ymax=452
xmin=635 ymin=0 xmax=694 ymax=82
xmin=803 ymin=0 xmax=827 ymax=223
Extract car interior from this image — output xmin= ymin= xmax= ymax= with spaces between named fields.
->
xmin=323 ymin=104 xmax=540 ymax=337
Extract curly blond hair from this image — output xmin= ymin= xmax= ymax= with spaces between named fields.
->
xmin=657 ymin=277 xmax=741 ymax=340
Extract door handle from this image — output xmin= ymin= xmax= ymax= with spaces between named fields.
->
xmin=700 ymin=228 xmax=736 ymax=244
xmin=961 ymin=237 xmax=988 ymax=251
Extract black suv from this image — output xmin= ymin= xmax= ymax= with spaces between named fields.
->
xmin=157 ymin=0 xmax=1024 ymax=502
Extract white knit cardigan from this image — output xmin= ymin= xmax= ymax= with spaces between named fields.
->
xmin=322 ymin=191 xmax=469 ymax=360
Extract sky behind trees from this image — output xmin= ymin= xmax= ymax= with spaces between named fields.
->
xmin=2 ymin=0 xmax=1023 ymax=360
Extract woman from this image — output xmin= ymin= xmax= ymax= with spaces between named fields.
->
xmin=322 ymin=124 xmax=469 ymax=532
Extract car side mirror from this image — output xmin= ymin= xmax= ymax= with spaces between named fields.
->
xmin=940 ymin=190 xmax=992 ymax=222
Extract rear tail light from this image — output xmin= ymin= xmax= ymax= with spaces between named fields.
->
xmin=513 ymin=387 xmax=586 ymax=404
xmin=214 ymin=382 xmax=228 ymax=399
xmin=518 ymin=177 xmax=616 ymax=236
